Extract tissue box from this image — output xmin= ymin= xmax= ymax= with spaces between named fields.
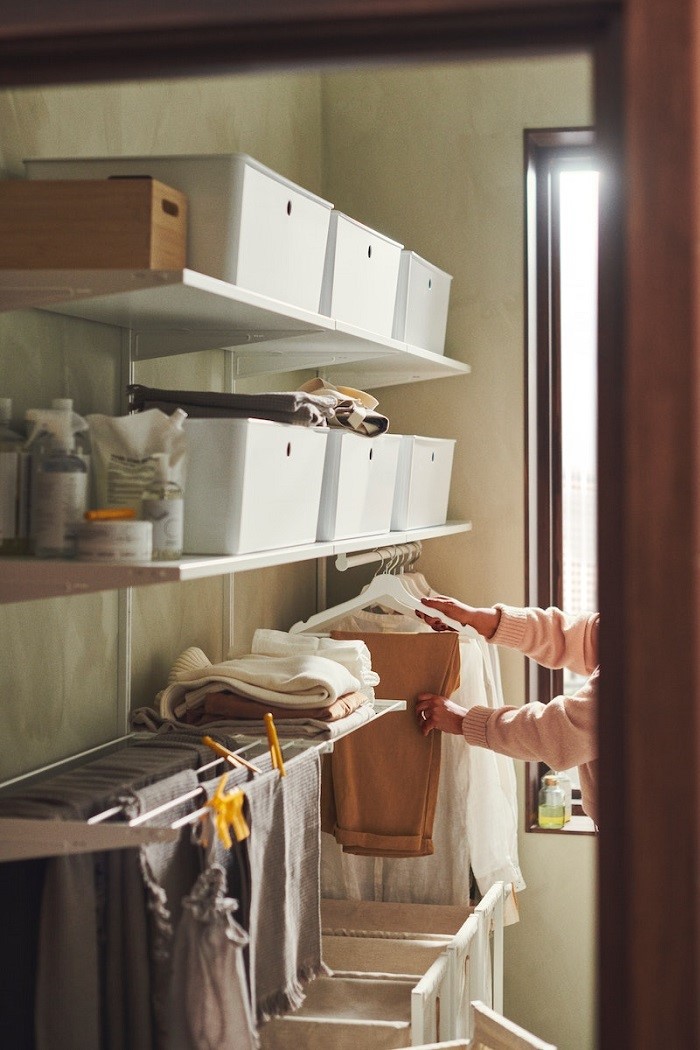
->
xmin=317 ymin=431 xmax=402 ymax=541
xmin=183 ymin=418 xmax=328 ymax=555
xmin=0 ymin=177 xmax=187 ymax=270
xmin=25 ymin=153 xmax=333 ymax=311
xmin=391 ymin=435 xmax=456 ymax=530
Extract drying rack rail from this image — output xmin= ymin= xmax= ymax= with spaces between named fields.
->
xmin=0 ymin=699 xmax=405 ymax=800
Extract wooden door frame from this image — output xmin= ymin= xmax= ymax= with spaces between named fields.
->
xmin=2 ymin=2 xmax=698 ymax=1047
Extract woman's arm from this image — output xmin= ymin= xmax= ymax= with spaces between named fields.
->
xmin=418 ymin=597 xmax=599 ymax=677
xmin=491 ymin=605 xmax=599 ymax=676
xmin=416 ymin=667 xmax=598 ymax=772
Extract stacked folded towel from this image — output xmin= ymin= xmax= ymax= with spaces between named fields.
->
xmin=158 ymin=639 xmax=376 ymax=724
xmin=249 ymin=629 xmax=379 ymax=701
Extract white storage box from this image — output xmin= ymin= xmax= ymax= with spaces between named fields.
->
xmin=390 ymin=435 xmax=456 ymax=531
xmin=25 ymin=153 xmax=333 ymax=312
xmin=317 ymin=431 xmax=402 ymax=541
xmin=392 ymin=250 xmax=453 ymax=355
xmin=182 ymin=418 xmax=328 ymax=555
xmin=320 ymin=211 xmax=403 ymax=337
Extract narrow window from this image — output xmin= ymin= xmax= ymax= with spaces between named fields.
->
xmin=525 ymin=128 xmax=598 ymax=832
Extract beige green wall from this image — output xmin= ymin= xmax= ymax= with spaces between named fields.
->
xmin=0 ymin=53 xmax=595 ymax=1050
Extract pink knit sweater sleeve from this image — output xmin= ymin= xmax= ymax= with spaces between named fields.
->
xmin=462 ymin=668 xmax=598 ymax=770
xmin=490 ymin=604 xmax=599 ymax=676
xmin=461 ymin=605 xmax=600 ymax=771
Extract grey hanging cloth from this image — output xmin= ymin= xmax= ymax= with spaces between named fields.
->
xmin=0 ymin=740 xmax=204 ymax=1050
xmin=104 ymin=768 xmax=202 ymax=1050
xmin=170 ymin=864 xmax=258 ymax=1050
xmin=127 ymin=384 xmax=338 ymax=428
xmin=243 ymin=750 xmax=328 ymax=1024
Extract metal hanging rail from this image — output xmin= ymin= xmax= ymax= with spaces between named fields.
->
xmin=334 ymin=540 xmax=422 ymax=573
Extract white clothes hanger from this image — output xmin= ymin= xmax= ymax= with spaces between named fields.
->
xmin=289 ymin=571 xmax=478 ymax=636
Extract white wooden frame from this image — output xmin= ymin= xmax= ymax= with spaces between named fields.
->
xmin=411 ymin=950 xmax=452 ymax=1045
xmin=472 ymin=882 xmax=506 ymax=1013
xmin=446 ymin=912 xmax=481 ymax=1039
xmin=469 ymin=1000 xmax=556 ymax=1050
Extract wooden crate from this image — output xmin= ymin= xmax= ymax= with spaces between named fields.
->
xmin=0 ymin=177 xmax=187 ymax=269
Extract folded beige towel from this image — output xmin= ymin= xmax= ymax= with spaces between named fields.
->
xmin=158 ymin=650 xmax=361 ymax=721
xmin=250 ymin=629 xmax=379 ymax=699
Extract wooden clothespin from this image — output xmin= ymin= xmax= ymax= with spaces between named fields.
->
xmin=264 ymin=712 xmax=286 ymax=777
xmin=205 ymin=773 xmax=250 ymax=848
xmin=202 ymin=735 xmax=262 ymax=775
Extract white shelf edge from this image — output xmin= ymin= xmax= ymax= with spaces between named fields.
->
xmin=0 ymin=268 xmax=471 ymax=386
xmin=0 ymin=522 xmax=472 ymax=605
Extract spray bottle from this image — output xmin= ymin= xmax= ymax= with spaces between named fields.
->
xmin=25 ymin=404 xmax=89 ymax=558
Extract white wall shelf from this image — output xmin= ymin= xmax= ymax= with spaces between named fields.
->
xmin=0 ymin=521 xmax=471 ymax=605
xmin=0 ymin=268 xmax=471 ymax=387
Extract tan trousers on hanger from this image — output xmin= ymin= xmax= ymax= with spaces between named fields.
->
xmin=322 ymin=631 xmax=461 ymax=857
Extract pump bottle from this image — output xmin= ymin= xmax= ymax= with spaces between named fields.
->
xmin=141 ymin=453 xmax=184 ymax=560
xmin=26 ymin=404 xmax=89 ymax=558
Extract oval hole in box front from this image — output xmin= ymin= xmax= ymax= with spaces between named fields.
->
xmin=369 ymin=448 xmax=373 ymax=460
xmin=287 ymin=200 xmax=292 ymax=216
xmin=428 ymin=278 xmax=432 ymax=289
xmin=286 ymin=442 xmax=292 ymax=457
xmin=162 ymin=199 xmax=179 ymax=217
xmin=367 ymin=245 xmax=372 ymax=258
xmin=431 ymin=452 xmax=436 ymax=462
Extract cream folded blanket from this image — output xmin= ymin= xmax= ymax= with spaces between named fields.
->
xmin=250 ymin=629 xmax=379 ymax=700
xmin=158 ymin=649 xmax=361 ymax=721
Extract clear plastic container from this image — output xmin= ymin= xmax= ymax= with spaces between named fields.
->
xmin=552 ymin=770 xmax=573 ymax=823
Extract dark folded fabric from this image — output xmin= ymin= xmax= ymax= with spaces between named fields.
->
xmin=128 ymin=384 xmax=338 ymax=427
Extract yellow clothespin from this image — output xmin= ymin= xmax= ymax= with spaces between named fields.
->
xmin=202 ymin=735 xmax=262 ymax=775
xmin=205 ymin=773 xmax=250 ymax=847
xmin=264 ymin=712 xmax=286 ymax=777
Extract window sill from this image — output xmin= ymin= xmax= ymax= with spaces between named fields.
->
xmin=528 ymin=815 xmax=597 ymax=836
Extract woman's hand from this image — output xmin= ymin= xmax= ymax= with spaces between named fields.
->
xmin=416 ymin=596 xmax=501 ymax=638
xmin=416 ymin=693 xmax=468 ymax=736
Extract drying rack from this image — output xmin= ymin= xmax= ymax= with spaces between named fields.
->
xmin=0 ymin=699 xmax=405 ymax=860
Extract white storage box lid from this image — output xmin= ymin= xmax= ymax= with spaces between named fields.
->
xmin=25 ymin=153 xmax=334 ymax=313
xmin=320 ymin=211 xmax=403 ymax=338
xmin=183 ymin=416 xmax=328 ymax=555
xmin=391 ymin=434 xmax=456 ymax=531
xmin=317 ymin=431 xmax=402 ymax=541
xmin=392 ymin=250 xmax=453 ymax=356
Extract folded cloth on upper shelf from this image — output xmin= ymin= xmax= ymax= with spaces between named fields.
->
xmin=158 ymin=646 xmax=362 ymax=722
xmin=249 ymin=629 xmax=379 ymax=701
xmin=297 ymin=378 xmax=390 ymax=436
xmin=132 ymin=703 xmax=376 ymax=740
xmin=181 ymin=688 xmax=369 ymax=726
xmin=128 ymin=383 xmax=339 ymax=427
